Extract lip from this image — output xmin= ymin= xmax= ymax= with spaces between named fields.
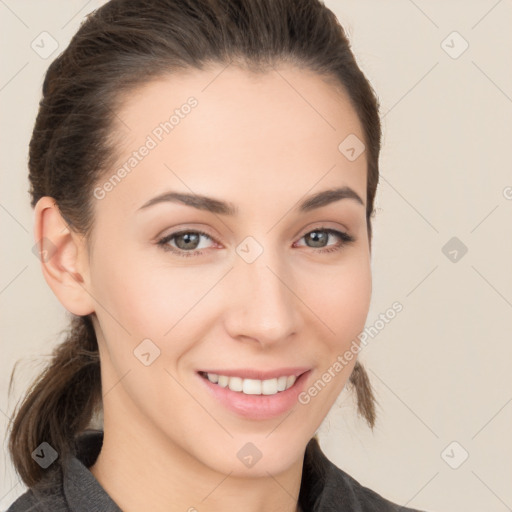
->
xmin=196 ymin=367 xmax=310 ymax=380
xmin=197 ymin=369 xmax=312 ymax=420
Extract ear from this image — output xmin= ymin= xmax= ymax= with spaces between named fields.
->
xmin=33 ymin=196 xmax=95 ymax=316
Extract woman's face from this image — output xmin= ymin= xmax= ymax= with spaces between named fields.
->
xmin=85 ymin=63 xmax=371 ymax=476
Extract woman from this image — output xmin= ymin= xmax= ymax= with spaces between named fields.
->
xmin=7 ymin=0 xmax=426 ymax=510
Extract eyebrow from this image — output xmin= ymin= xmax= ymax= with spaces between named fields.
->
xmin=137 ymin=186 xmax=365 ymax=216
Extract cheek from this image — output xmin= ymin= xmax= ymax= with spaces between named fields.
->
xmin=339 ymin=260 xmax=371 ymax=330
xmin=306 ymin=255 xmax=372 ymax=345
xmin=294 ymin=259 xmax=371 ymax=428
xmin=89 ymin=245 xmax=212 ymax=354
xmin=87 ymin=242 xmax=163 ymax=355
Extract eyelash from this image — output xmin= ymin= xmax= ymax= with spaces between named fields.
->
xmin=156 ymin=227 xmax=355 ymax=258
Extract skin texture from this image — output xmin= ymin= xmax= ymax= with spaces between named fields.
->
xmin=35 ymin=64 xmax=372 ymax=512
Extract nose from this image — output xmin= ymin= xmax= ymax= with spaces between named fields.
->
xmin=223 ymin=250 xmax=303 ymax=348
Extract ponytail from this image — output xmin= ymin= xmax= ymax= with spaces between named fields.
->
xmin=349 ymin=361 xmax=377 ymax=429
xmin=8 ymin=315 xmax=101 ymax=487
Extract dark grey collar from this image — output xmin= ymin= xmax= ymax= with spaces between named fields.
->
xmin=62 ymin=431 xmax=121 ymax=512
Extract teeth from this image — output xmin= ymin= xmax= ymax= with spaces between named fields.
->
xmin=204 ymin=372 xmax=297 ymax=395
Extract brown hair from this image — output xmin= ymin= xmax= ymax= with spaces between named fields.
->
xmin=9 ymin=0 xmax=381 ymax=488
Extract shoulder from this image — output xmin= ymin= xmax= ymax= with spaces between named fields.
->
xmin=5 ymin=491 xmax=38 ymax=512
xmin=5 ymin=481 xmax=68 ymax=512
xmin=5 ymin=460 xmax=68 ymax=512
xmin=6 ymin=431 xmax=121 ymax=512
xmin=302 ymin=437 xmax=427 ymax=512
xmin=329 ymin=465 xmax=426 ymax=511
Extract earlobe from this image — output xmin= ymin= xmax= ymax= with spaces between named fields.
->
xmin=33 ymin=196 xmax=95 ymax=316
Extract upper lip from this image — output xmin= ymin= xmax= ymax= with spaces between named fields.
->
xmin=197 ymin=367 xmax=311 ymax=380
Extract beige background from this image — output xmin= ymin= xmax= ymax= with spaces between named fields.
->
xmin=1 ymin=1 xmax=511 ymax=510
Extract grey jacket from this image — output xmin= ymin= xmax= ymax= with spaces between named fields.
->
xmin=7 ymin=430 xmax=426 ymax=511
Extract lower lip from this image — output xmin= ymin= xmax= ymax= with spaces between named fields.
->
xmin=197 ymin=371 xmax=311 ymax=420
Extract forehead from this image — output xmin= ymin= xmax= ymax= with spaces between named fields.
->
xmin=98 ymin=63 xmax=367 ymax=217
xmin=115 ymin=63 xmax=364 ymax=143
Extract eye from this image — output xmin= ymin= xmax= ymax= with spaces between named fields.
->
xmin=156 ymin=229 xmax=215 ymax=257
xmin=294 ymin=227 xmax=355 ymax=254
xmin=156 ymin=226 xmax=355 ymax=258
